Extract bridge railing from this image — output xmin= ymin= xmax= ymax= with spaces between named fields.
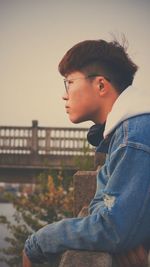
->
xmin=0 ymin=120 xmax=94 ymax=156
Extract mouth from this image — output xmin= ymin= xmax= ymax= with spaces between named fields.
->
xmin=65 ymin=106 xmax=70 ymax=113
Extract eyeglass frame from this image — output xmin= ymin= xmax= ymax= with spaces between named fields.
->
xmin=63 ymin=73 xmax=110 ymax=94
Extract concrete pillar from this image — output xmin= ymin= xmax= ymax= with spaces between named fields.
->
xmin=73 ymin=170 xmax=97 ymax=216
xmin=59 ymin=171 xmax=112 ymax=267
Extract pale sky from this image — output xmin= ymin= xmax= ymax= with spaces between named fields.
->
xmin=0 ymin=0 xmax=149 ymax=128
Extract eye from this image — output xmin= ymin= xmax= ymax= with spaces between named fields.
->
xmin=68 ymin=79 xmax=73 ymax=85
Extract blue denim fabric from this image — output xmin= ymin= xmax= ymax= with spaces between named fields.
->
xmin=24 ymin=114 xmax=150 ymax=262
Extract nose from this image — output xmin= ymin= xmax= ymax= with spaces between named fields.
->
xmin=62 ymin=91 xmax=69 ymax=100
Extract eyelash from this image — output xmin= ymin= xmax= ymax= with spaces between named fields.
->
xmin=68 ymin=80 xmax=73 ymax=84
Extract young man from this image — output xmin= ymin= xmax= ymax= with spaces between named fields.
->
xmin=23 ymin=39 xmax=150 ymax=266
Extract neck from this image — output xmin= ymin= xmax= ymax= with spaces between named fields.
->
xmin=95 ymin=88 xmax=119 ymax=124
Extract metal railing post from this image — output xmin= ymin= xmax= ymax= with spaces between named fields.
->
xmin=31 ymin=120 xmax=38 ymax=156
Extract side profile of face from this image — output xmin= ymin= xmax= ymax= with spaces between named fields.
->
xmin=62 ymin=71 xmax=105 ymax=124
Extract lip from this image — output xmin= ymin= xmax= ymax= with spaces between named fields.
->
xmin=65 ymin=106 xmax=70 ymax=113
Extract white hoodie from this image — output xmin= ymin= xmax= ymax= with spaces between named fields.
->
xmin=104 ymin=86 xmax=150 ymax=138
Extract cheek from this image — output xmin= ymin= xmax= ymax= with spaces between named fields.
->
xmin=72 ymin=86 xmax=93 ymax=103
xmin=70 ymin=95 xmax=96 ymax=121
xmin=68 ymin=84 xmax=99 ymax=117
xmin=71 ymin=92 xmax=91 ymax=111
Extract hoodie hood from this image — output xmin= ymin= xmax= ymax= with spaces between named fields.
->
xmin=104 ymin=86 xmax=150 ymax=138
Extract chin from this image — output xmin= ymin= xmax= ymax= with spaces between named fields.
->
xmin=70 ymin=119 xmax=80 ymax=124
xmin=69 ymin=116 xmax=87 ymax=124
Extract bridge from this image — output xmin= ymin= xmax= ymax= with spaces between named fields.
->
xmin=0 ymin=121 xmax=95 ymax=183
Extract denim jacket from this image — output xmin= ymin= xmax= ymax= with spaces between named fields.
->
xmin=24 ymin=86 xmax=150 ymax=263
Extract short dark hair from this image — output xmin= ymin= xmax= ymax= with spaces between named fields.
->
xmin=58 ymin=39 xmax=138 ymax=93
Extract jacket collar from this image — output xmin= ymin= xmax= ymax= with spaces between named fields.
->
xmin=104 ymin=86 xmax=150 ymax=138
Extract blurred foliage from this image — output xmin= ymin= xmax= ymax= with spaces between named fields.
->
xmin=74 ymin=141 xmax=95 ymax=171
xmin=0 ymin=146 xmax=95 ymax=267
xmin=0 ymin=170 xmax=74 ymax=267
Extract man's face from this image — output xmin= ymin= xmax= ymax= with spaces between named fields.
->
xmin=62 ymin=71 xmax=102 ymax=124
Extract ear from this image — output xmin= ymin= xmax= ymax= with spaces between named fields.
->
xmin=99 ymin=83 xmax=104 ymax=90
xmin=97 ymin=78 xmax=107 ymax=96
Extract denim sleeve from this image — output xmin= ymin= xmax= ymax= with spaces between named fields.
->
xmin=88 ymin=163 xmax=109 ymax=214
xmin=24 ymin=145 xmax=150 ymax=262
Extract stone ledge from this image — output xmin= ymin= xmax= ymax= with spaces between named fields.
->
xmin=59 ymin=250 xmax=112 ymax=267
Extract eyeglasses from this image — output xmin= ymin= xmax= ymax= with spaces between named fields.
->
xmin=64 ymin=74 xmax=110 ymax=94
